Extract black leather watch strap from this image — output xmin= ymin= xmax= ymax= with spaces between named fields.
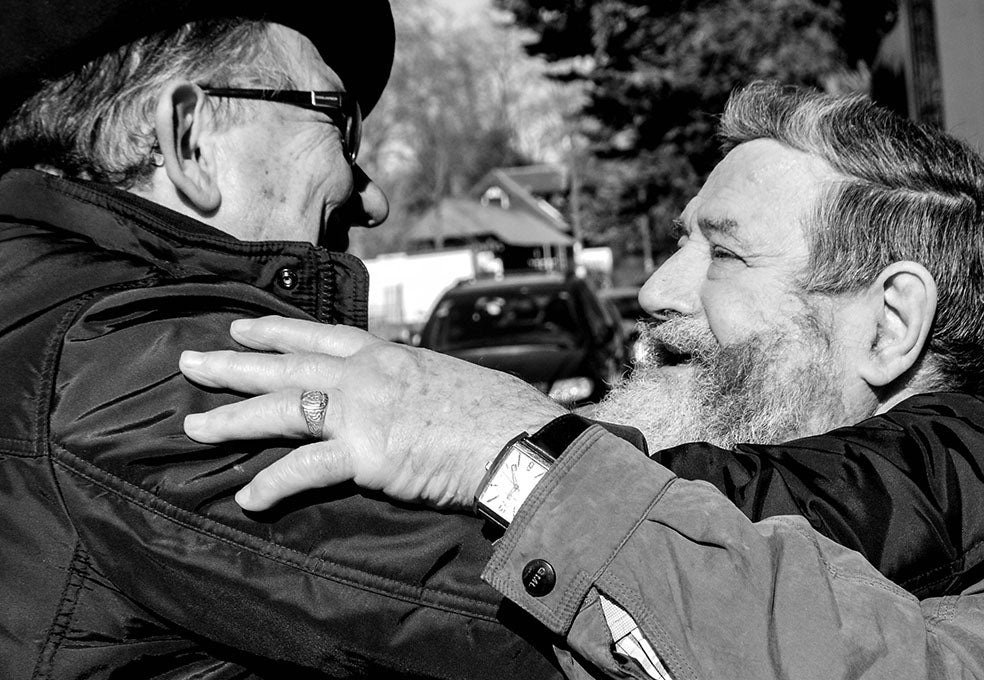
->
xmin=527 ymin=413 xmax=593 ymax=458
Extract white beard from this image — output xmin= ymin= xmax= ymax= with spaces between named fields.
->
xmin=591 ymin=315 xmax=859 ymax=451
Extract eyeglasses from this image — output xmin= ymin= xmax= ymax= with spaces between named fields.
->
xmin=199 ymin=87 xmax=362 ymax=164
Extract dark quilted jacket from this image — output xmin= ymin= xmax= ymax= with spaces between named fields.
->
xmin=0 ymin=169 xmax=561 ymax=679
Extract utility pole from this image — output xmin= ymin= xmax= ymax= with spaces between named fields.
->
xmin=890 ymin=0 xmax=984 ymax=149
xmin=567 ymin=134 xmax=586 ymax=276
xmin=900 ymin=0 xmax=944 ymax=127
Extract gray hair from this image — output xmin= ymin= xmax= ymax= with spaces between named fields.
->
xmin=0 ymin=19 xmax=297 ymax=188
xmin=719 ymin=80 xmax=984 ymax=393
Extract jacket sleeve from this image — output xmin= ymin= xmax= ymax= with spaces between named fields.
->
xmin=47 ymin=282 xmax=563 ymax=679
xmin=483 ymin=426 xmax=984 ymax=679
xmin=650 ymin=393 xmax=984 ymax=597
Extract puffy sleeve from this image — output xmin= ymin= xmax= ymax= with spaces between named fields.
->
xmin=49 ymin=280 xmax=563 ymax=679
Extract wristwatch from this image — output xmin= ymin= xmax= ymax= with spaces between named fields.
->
xmin=474 ymin=414 xmax=592 ymax=529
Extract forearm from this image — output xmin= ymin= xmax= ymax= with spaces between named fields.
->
xmin=485 ymin=427 xmax=973 ymax=679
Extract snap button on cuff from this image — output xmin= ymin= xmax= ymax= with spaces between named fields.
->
xmin=522 ymin=559 xmax=555 ymax=597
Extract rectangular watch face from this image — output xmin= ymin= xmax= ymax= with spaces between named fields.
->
xmin=478 ymin=442 xmax=551 ymax=527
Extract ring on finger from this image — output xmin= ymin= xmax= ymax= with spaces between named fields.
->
xmin=299 ymin=390 xmax=329 ymax=438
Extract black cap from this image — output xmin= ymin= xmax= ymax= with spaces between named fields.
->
xmin=0 ymin=0 xmax=395 ymax=121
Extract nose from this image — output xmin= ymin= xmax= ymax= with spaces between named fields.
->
xmin=333 ymin=164 xmax=390 ymax=228
xmin=351 ymin=164 xmax=390 ymax=227
xmin=346 ymin=165 xmax=389 ymax=227
xmin=638 ymin=247 xmax=703 ymax=321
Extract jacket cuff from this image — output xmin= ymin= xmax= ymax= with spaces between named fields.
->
xmin=481 ymin=425 xmax=675 ymax=635
xmin=590 ymin=418 xmax=649 ymax=455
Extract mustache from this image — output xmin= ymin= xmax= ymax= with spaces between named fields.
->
xmin=635 ymin=316 xmax=717 ymax=366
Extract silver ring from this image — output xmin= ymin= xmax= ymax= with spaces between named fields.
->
xmin=299 ymin=390 xmax=329 ymax=438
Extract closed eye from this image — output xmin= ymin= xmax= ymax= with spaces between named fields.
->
xmin=710 ymin=244 xmax=741 ymax=261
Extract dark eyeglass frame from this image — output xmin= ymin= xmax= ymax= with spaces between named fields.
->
xmin=199 ymin=87 xmax=362 ymax=164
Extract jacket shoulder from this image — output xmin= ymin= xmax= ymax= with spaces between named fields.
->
xmin=45 ymin=282 xmax=561 ymax=678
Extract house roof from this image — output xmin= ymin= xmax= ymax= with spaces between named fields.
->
xmin=484 ymin=164 xmax=568 ymax=195
xmin=405 ymin=197 xmax=574 ymax=247
xmin=470 ymin=168 xmax=569 ymax=232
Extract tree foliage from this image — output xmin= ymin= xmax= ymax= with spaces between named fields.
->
xmin=494 ymin=0 xmax=893 ymax=265
xmin=356 ymin=0 xmax=581 ymax=257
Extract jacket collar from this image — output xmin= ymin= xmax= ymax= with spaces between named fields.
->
xmin=0 ymin=169 xmax=369 ymax=328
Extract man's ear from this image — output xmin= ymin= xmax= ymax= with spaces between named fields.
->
xmin=154 ymin=80 xmax=220 ymax=212
xmin=858 ymin=261 xmax=937 ymax=387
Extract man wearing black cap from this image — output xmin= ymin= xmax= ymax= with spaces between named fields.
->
xmin=0 ymin=3 xmax=565 ymax=678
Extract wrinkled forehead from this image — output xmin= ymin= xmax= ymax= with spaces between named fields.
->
xmin=681 ymin=138 xmax=840 ymax=244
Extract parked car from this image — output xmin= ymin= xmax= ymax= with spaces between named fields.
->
xmin=598 ymin=286 xmax=646 ymax=368
xmin=418 ymin=272 xmax=626 ymax=406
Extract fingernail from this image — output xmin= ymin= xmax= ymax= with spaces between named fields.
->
xmin=235 ymin=486 xmax=252 ymax=507
xmin=180 ymin=351 xmax=204 ymax=369
xmin=231 ymin=319 xmax=254 ymax=333
xmin=182 ymin=415 xmax=213 ymax=445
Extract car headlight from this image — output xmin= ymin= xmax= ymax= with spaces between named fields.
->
xmin=548 ymin=377 xmax=594 ymax=404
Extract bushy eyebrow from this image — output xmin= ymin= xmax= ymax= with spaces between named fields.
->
xmin=670 ymin=218 xmax=688 ymax=239
xmin=697 ymin=216 xmax=739 ymax=238
xmin=672 ymin=216 xmax=740 ymax=239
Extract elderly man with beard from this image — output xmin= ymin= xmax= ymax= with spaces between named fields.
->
xmin=179 ymin=81 xmax=984 ymax=678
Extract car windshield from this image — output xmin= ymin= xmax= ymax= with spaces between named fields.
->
xmin=424 ymin=287 xmax=583 ymax=351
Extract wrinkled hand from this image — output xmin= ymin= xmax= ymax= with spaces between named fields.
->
xmin=179 ymin=316 xmax=567 ymax=512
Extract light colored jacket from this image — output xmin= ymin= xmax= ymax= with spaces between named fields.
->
xmin=485 ymin=425 xmax=984 ymax=679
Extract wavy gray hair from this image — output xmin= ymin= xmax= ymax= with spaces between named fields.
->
xmin=720 ymin=80 xmax=984 ymax=392
xmin=0 ymin=19 xmax=298 ymax=188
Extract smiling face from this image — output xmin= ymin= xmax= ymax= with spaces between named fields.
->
xmin=594 ymin=139 xmax=879 ymax=449
xmin=646 ymin=138 xmax=834 ymax=349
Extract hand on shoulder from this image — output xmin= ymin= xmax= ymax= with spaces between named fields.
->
xmin=179 ymin=316 xmax=567 ymax=511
